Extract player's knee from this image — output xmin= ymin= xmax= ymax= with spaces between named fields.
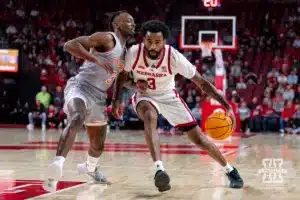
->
xmin=143 ymin=110 xmax=158 ymax=123
xmin=67 ymin=98 xmax=86 ymax=113
xmin=69 ymin=112 xmax=85 ymax=129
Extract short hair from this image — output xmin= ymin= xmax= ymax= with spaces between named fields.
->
xmin=140 ymin=20 xmax=169 ymax=39
xmin=109 ymin=10 xmax=129 ymax=31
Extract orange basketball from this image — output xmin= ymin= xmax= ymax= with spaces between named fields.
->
xmin=205 ymin=111 xmax=233 ymax=140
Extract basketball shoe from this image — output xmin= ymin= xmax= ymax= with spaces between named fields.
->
xmin=43 ymin=160 xmax=108 ymax=192
xmin=226 ymin=167 xmax=244 ymax=188
xmin=77 ymin=162 xmax=109 ymax=184
xmin=43 ymin=159 xmax=64 ymax=192
xmin=154 ymin=170 xmax=171 ymax=192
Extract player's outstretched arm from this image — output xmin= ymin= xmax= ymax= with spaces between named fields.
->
xmin=191 ymin=72 xmax=231 ymax=110
xmin=113 ymin=44 xmax=132 ymax=102
xmin=111 ymin=44 xmax=133 ymax=119
xmin=113 ymin=70 xmax=129 ymax=102
xmin=111 ymin=70 xmax=129 ymax=119
xmin=64 ymin=32 xmax=114 ymax=73
xmin=172 ymin=47 xmax=230 ymax=108
xmin=171 ymin=46 xmax=236 ymax=130
xmin=191 ymin=72 xmax=236 ymax=130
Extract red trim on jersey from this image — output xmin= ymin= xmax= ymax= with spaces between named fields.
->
xmin=173 ymin=89 xmax=179 ymax=98
xmin=173 ymin=89 xmax=196 ymax=124
xmin=175 ymin=121 xmax=198 ymax=128
xmin=132 ymin=44 xmax=142 ymax=70
xmin=167 ymin=47 xmax=172 ymax=75
xmin=133 ymin=93 xmax=137 ymax=104
xmin=143 ymin=46 xmax=166 ymax=69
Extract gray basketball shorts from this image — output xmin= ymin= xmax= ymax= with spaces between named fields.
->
xmin=63 ymin=77 xmax=107 ymax=124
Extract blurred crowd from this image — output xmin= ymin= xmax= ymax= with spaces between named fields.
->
xmin=0 ymin=0 xmax=299 ymax=134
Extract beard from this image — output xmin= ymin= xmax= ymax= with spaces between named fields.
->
xmin=147 ymin=49 xmax=161 ymax=59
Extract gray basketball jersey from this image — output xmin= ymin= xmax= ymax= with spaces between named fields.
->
xmin=75 ymin=32 xmax=123 ymax=94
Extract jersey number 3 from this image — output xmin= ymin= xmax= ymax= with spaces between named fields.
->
xmin=147 ymin=78 xmax=156 ymax=90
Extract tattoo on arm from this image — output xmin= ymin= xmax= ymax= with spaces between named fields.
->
xmin=191 ymin=72 xmax=231 ymax=109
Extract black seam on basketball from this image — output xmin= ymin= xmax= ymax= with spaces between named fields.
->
xmin=206 ymin=125 xmax=231 ymax=130
xmin=214 ymin=129 xmax=229 ymax=139
xmin=206 ymin=116 xmax=233 ymax=138
xmin=212 ymin=124 xmax=231 ymax=139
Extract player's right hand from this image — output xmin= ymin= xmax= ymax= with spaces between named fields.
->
xmin=95 ymin=59 xmax=114 ymax=74
xmin=226 ymin=107 xmax=236 ymax=132
xmin=112 ymin=99 xmax=123 ymax=120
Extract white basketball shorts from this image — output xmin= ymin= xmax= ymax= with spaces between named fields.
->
xmin=132 ymin=89 xmax=197 ymax=129
xmin=63 ymin=77 xmax=107 ymax=124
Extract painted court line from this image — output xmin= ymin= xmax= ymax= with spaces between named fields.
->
xmin=0 ymin=145 xmax=229 ymax=155
xmin=24 ymin=141 xmax=240 ymax=149
xmin=5 ymin=184 xmax=36 ymax=191
xmin=27 ymin=182 xmax=88 ymax=200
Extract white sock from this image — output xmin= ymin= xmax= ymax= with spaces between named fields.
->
xmin=154 ymin=160 xmax=165 ymax=172
xmin=223 ymin=163 xmax=234 ymax=173
xmin=53 ymin=156 xmax=65 ymax=166
xmin=86 ymin=155 xmax=100 ymax=172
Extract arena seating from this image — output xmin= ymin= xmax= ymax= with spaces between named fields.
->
xmin=0 ymin=0 xmax=299 ymax=133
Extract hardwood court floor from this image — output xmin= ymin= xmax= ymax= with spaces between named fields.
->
xmin=0 ymin=128 xmax=299 ymax=200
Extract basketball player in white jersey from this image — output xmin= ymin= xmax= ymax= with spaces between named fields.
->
xmin=43 ymin=11 xmax=136 ymax=192
xmin=112 ymin=20 xmax=243 ymax=192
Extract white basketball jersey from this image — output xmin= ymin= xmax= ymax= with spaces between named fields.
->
xmin=76 ymin=32 xmax=123 ymax=93
xmin=124 ymin=43 xmax=196 ymax=94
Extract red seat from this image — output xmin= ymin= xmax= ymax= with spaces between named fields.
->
xmin=253 ymin=84 xmax=265 ymax=98
xmin=262 ymin=52 xmax=274 ymax=66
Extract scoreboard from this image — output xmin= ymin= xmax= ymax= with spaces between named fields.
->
xmin=203 ymin=0 xmax=221 ymax=8
xmin=0 ymin=49 xmax=18 ymax=73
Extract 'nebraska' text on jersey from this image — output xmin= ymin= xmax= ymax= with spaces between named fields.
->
xmin=124 ymin=44 xmax=196 ymax=94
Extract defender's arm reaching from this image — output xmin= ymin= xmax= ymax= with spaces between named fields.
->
xmin=111 ymin=44 xmax=133 ymax=119
xmin=64 ymin=32 xmax=114 ymax=74
xmin=112 ymin=44 xmax=147 ymax=119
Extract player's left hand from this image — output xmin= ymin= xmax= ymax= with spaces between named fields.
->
xmin=136 ymin=80 xmax=148 ymax=93
xmin=226 ymin=107 xmax=236 ymax=132
xmin=112 ymin=99 xmax=123 ymax=120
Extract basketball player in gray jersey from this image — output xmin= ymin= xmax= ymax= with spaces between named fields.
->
xmin=43 ymin=11 xmax=135 ymax=192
